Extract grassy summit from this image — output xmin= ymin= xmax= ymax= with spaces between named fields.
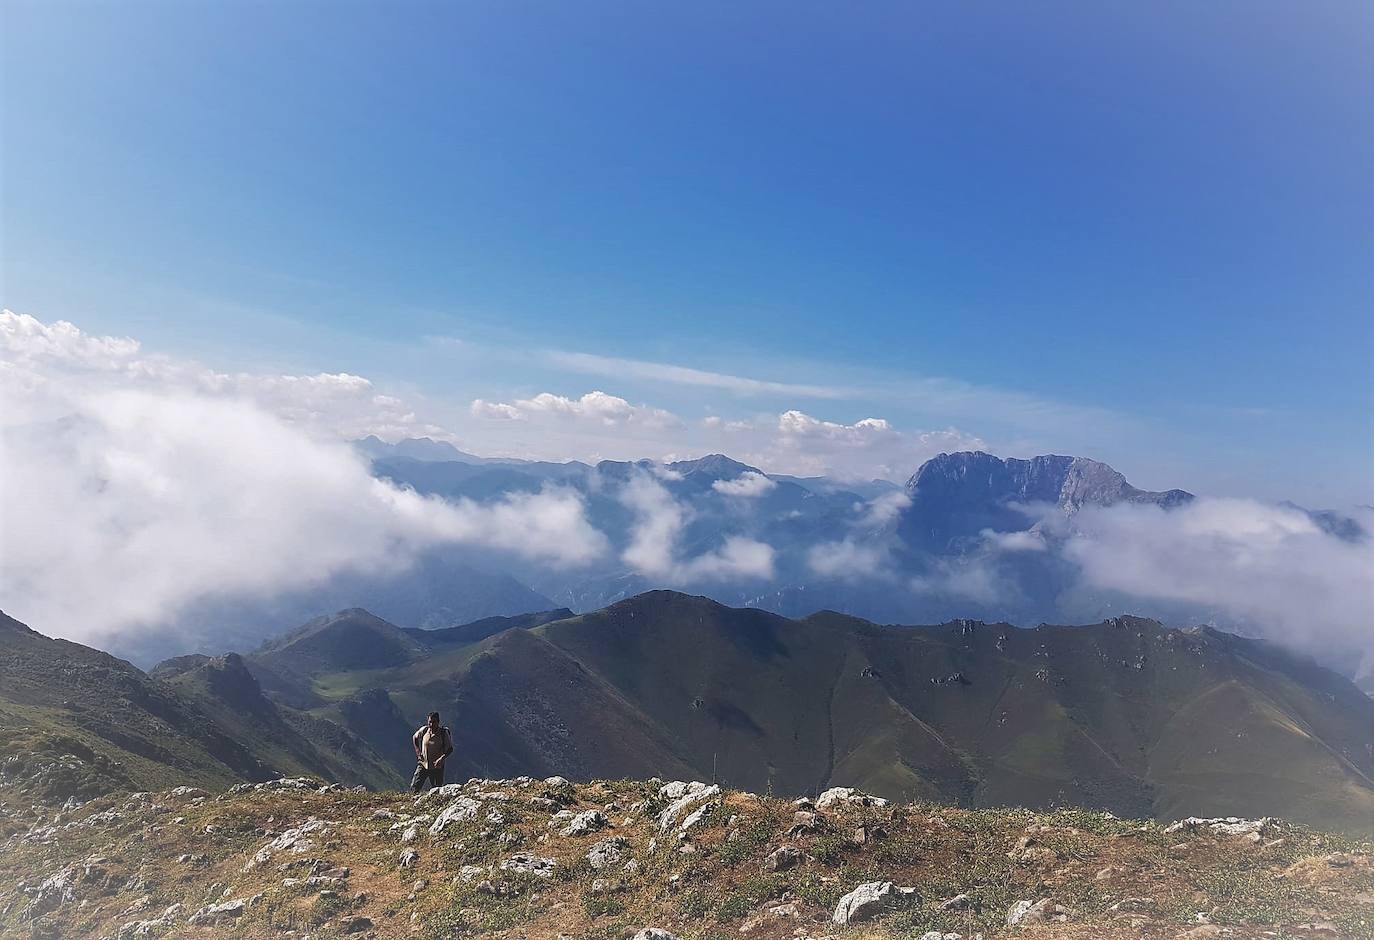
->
xmin=2 ymin=776 xmax=1371 ymax=939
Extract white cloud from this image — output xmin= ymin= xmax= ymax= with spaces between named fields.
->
xmin=1 ymin=310 xmax=448 ymax=442
xmin=807 ymin=539 xmax=891 ymax=581
xmin=0 ymin=312 xmax=607 ymax=646
xmin=470 ymin=390 xmax=679 ymax=430
xmin=465 ymin=392 xmax=984 ymax=483
xmin=982 ymin=528 xmax=1047 ymax=552
xmin=619 ymin=472 xmax=775 ymax=582
xmin=547 ymin=350 xmax=852 ymax=399
xmin=761 ymin=410 xmax=985 ymax=481
xmin=854 ymin=490 xmax=912 ymax=528
xmin=909 ymin=561 xmax=1004 ymax=605
xmin=470 ymin=399 xmax=524 ymax=420
xmin=1056 ymin=499 xmax=1374 ymax=663
xmin=712 ymin=471 xmax=777 ymax=498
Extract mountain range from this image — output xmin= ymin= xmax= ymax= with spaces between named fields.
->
xmin=99 ymin=446 xmax=1367 ymax=692
xmin=5 ymin=591 xmax=1373 ymax=836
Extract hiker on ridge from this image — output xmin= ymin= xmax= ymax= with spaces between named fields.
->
xmin=411 ymin=710 xmax=454 ymax=792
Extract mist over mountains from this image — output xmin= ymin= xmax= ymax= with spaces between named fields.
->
xmin=4 ymin=311 xmax=1368 ymax=687
xmin=42 ymin=429 xmax=1374 ymax=684
xmin=310 ymin=440 xmax=1370 ymax=686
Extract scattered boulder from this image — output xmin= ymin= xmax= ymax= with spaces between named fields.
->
xmin=763 ymin=845 xmax=802 ymax=872
xmin=116 ymin=903 xmax=182 ymax=937
xmin=244 ymin=818 xmax=329 ymax=871
xmin=1007 ymin=898 xmax=1068 ymax=926
xmin=1165 ymin=816 xmax=1274 ymax=842
xmin=832 ymin=881 xmax=914 ymax=924
xmin=561 ymin=809 xmax=609 ymax=836
xmin=657 ymin=782 xmax=721 ymax=831
xmin=740 ymin=902 xmax=801 ymax=933
xmin=632 ymin=930 xmax=679 ymax=940
xmin=399 ymin=850 xmax=419 ymax=869
xmin=429 ymin=797 xmax=481 ymax=836
xmin=167 ymin=786 xmax=208 ymax=800
xmin=498 ymin=852 xmax=557 ymax=878
xmin=254 ymin=777 xmax=319 ymax=791
xmin=679 ymin=801 xmax=716 ymax=833
xmin=587 ymin=836 xmax=630 ymax=869
xmin=789 ymin=810 xmax=825 ymax=836
xmin=186 ymin=895 xmax=259 ymax=926
xmin=28 ymin=866 xmax=78 ymax=914
xmin=415 ymin=783 xmax=466 ymax=804
xmin=816 ymin=787 xmax=889 ymax=810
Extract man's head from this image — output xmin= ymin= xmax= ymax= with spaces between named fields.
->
xmin=428 ymin=711 xmax=441 ymax=730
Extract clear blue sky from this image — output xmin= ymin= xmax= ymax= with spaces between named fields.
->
xmin=4 ymin=2 xmax=1371 ymax=504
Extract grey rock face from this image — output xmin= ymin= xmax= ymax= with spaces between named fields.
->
xmin=763 ymin=845 xmax=802 ymax=872
xmin=561 ymin=809 xmax=609 ymax=837
xmin=832 ymin=881 xmax=912 ymax=924
xmin=498 ymin=852 xmax=557 ymax=878
xmin=587 ymin=836 xmax=630 ymax=869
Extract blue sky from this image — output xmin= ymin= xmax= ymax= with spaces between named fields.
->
xmin=3 ymin=2 xmax=1371 ymax=504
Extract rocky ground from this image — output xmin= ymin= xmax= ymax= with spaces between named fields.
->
xmin=1 ymin=776 xmax=1372 ymax=939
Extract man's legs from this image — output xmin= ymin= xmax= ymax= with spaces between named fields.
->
xmin=410 ymin=763 xmax=433 ymax=793
xmin=433 ymin=763 xmax=445 ymax=788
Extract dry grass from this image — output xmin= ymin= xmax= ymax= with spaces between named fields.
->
xmin=2 ymin=777 xmax=1372 ymax=939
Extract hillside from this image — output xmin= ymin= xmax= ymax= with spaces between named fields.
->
xmin=3 ymin=775 xmax=1371 ymax=939
xmin=264 ymin=592 xmax=1374 ymax=836
xmin=111 ymin=552 xmax=558 ymax=668
xmin=0 ymin=611 xmax=398 ymax=801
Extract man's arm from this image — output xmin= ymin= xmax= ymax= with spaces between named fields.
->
xmin=412 ymin=728 xmax=424 ymax=762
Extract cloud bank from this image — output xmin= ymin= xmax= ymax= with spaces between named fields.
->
xmin=1055 ymin=499 xmax=1374 ymax=669
xmin=712 ymin=471 xmax=776 ymax=498
xmin=0 ymin=313 xmax=606 ymax=646
xmin=4 ymin=312 xmax=1368 ymax=675
xmin=467 ymin=393 xmax=986 ymax=481
xmin=619 ymin=473 xmax=775 ymax=582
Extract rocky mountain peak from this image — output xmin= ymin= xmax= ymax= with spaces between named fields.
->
xmin=906 ymin=451 xmax=1192 ymax=513
xmin=667 ymin=454 xmax=761 ymax=480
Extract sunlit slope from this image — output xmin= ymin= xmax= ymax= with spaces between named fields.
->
xmin=331 ymin=591 xmax=1374 ymax=833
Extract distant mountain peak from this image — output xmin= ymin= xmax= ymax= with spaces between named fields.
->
xmin=907 ymin=451 xmax=1192 ymax=513
xmin=668 ymin=454 xmax=762 ymax=479
xmin=352 ymin=436 xmax=482 ymax=464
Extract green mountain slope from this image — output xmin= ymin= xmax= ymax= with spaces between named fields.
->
xmin=159 ymin=653 xmax=397 ymax=790
xmin=278 ymin=591 xmax=1374 ymax=834
xmin=7 ymin=593 xmax=1373 ymax=836
xmin=0 ymin=611 xmax=392 ymax=801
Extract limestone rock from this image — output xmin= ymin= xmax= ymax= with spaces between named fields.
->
xmin=498 ymin=852 xmax=556 ymax=878
xmin=832 ymin=881 xmax=909 ymax=925
xmin=429 ymin=797 xmax=481 ymax=836
xmin=587 ymin=836 xmax=630 ymax=869
xmin=562 ymin=809 xmax=609 ymax=837
xmin=1007 ymin=898 xmax=1067 ymax=926
xmin=657 ymin=782 xmax=721 ymax=831
xmin=243 ymin=818 xmax=329 ymax=871
xmin=763 ymin=845 xmax=801 ymax=872
xmin=816 ymin=787 xmax=889 ymax=810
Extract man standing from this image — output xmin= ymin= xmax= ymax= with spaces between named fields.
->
xmin=410 ymin=711 xmax=454 ymax=793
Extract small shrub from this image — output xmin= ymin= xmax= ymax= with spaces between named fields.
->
xmin=583 ymin=894 xmax=626 ymax=918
